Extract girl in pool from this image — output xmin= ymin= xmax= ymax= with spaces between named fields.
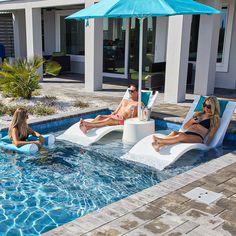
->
xmin=152 ymin=96 xmax=220 ymax=152
xmin=9 ymin=108 xmax=45 ymax=147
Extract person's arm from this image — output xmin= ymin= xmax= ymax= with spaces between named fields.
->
xmin=11 ymin=127 xmax=42 ymax=147
xmin=206 ymin=118 xmax=220 ymax=145
xmin=28 ymin=127 xmax=45 ymax=144
xmin=111 ymin=100 xmax=124 ymax=115
xmin=183 ymin=114 xmax=198 ymax=130
xmin=123 ymin=101 xmax=141 ymax=119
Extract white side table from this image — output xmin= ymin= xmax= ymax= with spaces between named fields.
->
xmin=122 ymin=118 xmax=155 ymax=144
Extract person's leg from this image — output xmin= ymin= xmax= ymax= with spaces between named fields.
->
xmin=152 ymin=133 xmax=202 ymax=152
xmin=82 ymin=117 xmax=113 ymax=126
xmin=152 ymin=131 xmax=180 ymax=151
xmin=152 ymin=131 xmax=179 ymax=143
xmin=90 ymin=115 xmax=110 ymax=123
xmin=80 ymin=117 xmax=119 ymax=133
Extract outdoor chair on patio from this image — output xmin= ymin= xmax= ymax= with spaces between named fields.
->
xmin=122 ymin=95 xmax=236 ymax=170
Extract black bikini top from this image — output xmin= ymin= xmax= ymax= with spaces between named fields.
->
xmin=19 ymin=133 xmax=29 ymax=141
xmin=198 ymin=118 xmax=211 ymax=129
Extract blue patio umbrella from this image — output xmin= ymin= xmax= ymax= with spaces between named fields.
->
xmin=67 ymin=0 xmax=220 ymax=120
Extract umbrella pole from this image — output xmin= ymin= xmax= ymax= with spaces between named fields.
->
xmin=138 ymin=17 xmax=144 ymax=121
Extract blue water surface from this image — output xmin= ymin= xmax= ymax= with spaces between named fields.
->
xmin=0 ymin=127 xmax=235 ymax=235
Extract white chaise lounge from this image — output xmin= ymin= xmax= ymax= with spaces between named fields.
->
xmin=57 ymin=89 xmax=158 ymax=146
xmin=122 ymin=95 xmax=236 ymax=170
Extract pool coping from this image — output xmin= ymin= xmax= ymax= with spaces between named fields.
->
xmin=0 ymin=107 xmax=109 ymax=131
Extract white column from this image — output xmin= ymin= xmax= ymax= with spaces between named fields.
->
xmin=194 ymin=0 xmax=221 ymax=95
xmin=164 ymin=15 xmax=192 ymax=103
xmin=154 ymin=17 xmax=168 ymax=62
xmin=25 ymin=7 xmax=42 ymax=59
xmin=13 ymin=10 xmax=27 ymax=58
xmin=85 ymin=0 xmax=103 ymax=91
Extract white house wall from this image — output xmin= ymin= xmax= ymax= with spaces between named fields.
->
xmin=215 ymin=1 xmax=236 ymax=89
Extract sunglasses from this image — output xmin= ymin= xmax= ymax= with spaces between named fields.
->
xmin=203 ymin=103 xmax=211 ymax=109
xmin=128 ymin=89 xmax=137 ymax=93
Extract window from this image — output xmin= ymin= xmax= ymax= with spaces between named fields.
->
xmin=217 ymin=6 xmax=228 ymax=63
xmin=189 ymin=15 xmax=200 ymax=62
xmin=60 ymin=17 xmax=85 ymax=55
xmin=216 ymin=0 xmax=235 ymax=72
xmin=129 ymin=17 xmax=156 ymax=73
xmin=55 ymin=9 xmax=85 ymax=56
xmin=103 ymin=18 xmax=126 ymax=73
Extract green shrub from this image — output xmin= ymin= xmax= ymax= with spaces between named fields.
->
xmin=0 ymin=103 xmax=56 ymax=116
xmin=28 ymin=104 xmax=56 ymax=116
xmin=73 ymin=100 xmax=89 ymax=108
xmin=0 ymin=57 xmax=43 ymax=99
xmin=44 ymin=61 xmax=62 ymax=76
xmin=0 ymin=103 xmax=27 ymax=116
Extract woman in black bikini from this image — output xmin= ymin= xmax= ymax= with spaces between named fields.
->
xmin=9 ymin=108 xmax=45 ymax=147
xmin=152 ymin=96 xmax=220 ymax=152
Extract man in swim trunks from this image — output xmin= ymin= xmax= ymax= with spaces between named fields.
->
xmin=80 ymin=84 xmax=141 ymax=134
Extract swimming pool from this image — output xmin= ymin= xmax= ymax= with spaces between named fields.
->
xmin=0 ymin=113 xmax=235 ymax=235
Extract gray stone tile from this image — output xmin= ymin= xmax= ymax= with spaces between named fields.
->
xmin=141 ymin=213 xmax=187 ymax=235
xmin=183 ymin=200 xmax=225 ymax=216
xmin=186 ymin=226 xmax=224 ymax=236
xmin=180 ymin=209 xmax=223 ymax=229
xmin=214 ymin=222 xmax=236 ymax=236
xmin=216 ymin=197 xmax=236 ymax=212
xmin=163 ymin=221 xmax=199 ymax=235
xmin=219 ymin=210 xmax=236 ymax=224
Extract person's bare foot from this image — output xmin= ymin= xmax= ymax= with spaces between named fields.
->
xmin=152 ymin=142 xmax=161 ymax=152
xmin=79 ymin=120 xmax=87 ymax=134
xmin=152 ymin=135 xmax=163 ymax=152
xmin=152 ymin=135 xmax=157 ymax=144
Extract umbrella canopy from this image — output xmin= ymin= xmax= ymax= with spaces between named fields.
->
xmin=67 ymin=0 xmax=220 ymax=20
xmin=67 ymin=0 xmax=220 ymax=120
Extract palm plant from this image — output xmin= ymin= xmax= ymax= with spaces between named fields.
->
xmin=0 ymin=57 xmax=43 ymax=99
xmin=44 ymin=60 xmax=62 ymax=76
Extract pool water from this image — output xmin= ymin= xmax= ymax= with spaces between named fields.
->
xmin=0 ymin=129 xmax=235 ymax=235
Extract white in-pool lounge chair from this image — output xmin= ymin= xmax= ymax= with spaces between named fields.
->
xmin=122 ymin=95 xmax=236 ymax=170
xmin=57 ymin=89 xmax=158 ymax=146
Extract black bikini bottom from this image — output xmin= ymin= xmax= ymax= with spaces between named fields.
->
xmin=184 ymin=131 xmax=204 ymax=142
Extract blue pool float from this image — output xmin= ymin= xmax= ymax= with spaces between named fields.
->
xmin=0 ymin=134 xmax=55 ymax=154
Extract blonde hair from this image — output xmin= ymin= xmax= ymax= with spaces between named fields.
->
xmin=204 ymin=96 xmax=220 ymax=129
xmin=8 ymin=108 xmax=28 ymax=140
xmin=196 ymin=96 xmax=220 ymax=130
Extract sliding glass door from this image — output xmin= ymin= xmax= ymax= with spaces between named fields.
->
xmin=129 ymin=17 xmax=156 ymax=80
xmin=103 ymin=18 xmax=126 ymax=76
